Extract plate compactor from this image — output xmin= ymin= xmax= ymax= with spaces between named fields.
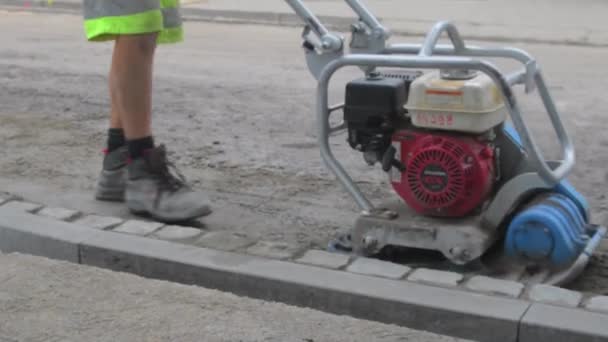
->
xmin=284 ymin=0 xmax=606 ymax=285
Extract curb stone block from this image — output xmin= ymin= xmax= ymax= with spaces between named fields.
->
xmin=584 ymin=296 xmax=608 ymax=314
xmin=0 ymin=208 xmax=102 ymax=263
xmin=1 ymin=201 xmax=43 ymax=213
xmin=74 ymin=215 xmax=124 ymax=230
xmin=407 ymin=268 xmax=463 ymax=287
xmin=347 ymin=257 xmax=411 ymax=280
xmin=37 ymin=207 xmax=80 ymax=221
xmin=196 ymin=231 xmax=256 ymax=252
xmin=296 ymin=250 xmax=350 ymax=270
xmin=113 ymin=220 xmax=164 ymax=236
xmin=465 ymin=276 xmax=525 ymax=298
xmin=78 ymin=231 xmax=528 ymax=342
xmin=527 ymin=284 xmax=583 ymax=308
xmin=520 ymin=304 xmax=608 ymax=341
xmin=246 ymin=241 xmax=299 ymax=260
xmin=154 ymin=225 xmax=203 ymax=241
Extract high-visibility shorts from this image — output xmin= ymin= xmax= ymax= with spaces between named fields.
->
xmin=82 ymin=0 xmax=183 ymax=44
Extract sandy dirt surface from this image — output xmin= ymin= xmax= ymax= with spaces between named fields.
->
xmin=0 ymin=252 xmax=470 ymax=342
xmin=0 ymin=10 xmax=607 ymax=292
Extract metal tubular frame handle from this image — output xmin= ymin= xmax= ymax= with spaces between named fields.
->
xmin=418 ymin=21 xmax=466 ymax=56
xmin=286 ymin=0 xmax=391 ymax=52
xmin=386 ymin=43 xmax=537 ymax=92
xmin=284 ymin=0 xmax=342 ymax=51
xmin=343 ymin=0 xmax=387 ymax=34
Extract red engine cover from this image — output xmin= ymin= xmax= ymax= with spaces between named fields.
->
xmin=391 ymin=130 xmax=495 ymax=217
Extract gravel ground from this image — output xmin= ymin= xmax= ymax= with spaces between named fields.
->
xmin=0 ymin=10 xmax=607 ymax=292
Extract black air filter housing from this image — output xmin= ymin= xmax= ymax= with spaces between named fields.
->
xmin=343 ymin=74 xmax=414 ymax=152
xmin=344 ymin=76 xmax=408 ymax=126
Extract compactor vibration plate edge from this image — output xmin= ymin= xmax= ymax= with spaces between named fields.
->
xmin=351 ymin=200 xmax=498 ymax=265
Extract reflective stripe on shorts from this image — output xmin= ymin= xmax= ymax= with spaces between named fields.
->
xmin=83 ymin=0 xmax=160 ymax=20
xmin=162 ymin=7 xmax=181 ymax=29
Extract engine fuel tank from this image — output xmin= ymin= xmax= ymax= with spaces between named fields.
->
xmin=406 ymin=71 xmax=507 ymax=133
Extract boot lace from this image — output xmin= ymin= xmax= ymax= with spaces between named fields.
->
xmin=152 ymin=145 xmax=189 ymax=192
xmin=158 ymin=160 xmax=188 ymax=192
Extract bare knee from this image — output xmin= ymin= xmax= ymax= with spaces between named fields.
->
xmin=116 ymin=33 xmax=158 ymax=57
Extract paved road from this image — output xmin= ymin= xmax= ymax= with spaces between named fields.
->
xmin=0 ymin=252 xmax=469 ymax=342
xmin=5 ymin=0 xmax=606 ymax=46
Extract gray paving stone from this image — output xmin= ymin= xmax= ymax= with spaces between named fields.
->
xmin=296 ymin=250 xmax=350 ymax=270
xmin=1 ymin=201 xmax=43 ymax=213
xmin=528 ymin=284 xmax=583 ymax=308
xmin=584 ymin=296 xmax=608 ymax=314
xmin=347 ymin=257 xmax=411 ymax=280
xmin=465 ymin=276 xmax=525 ymax=298
xmin=520 ymin=269 xmax=551 ymax=285
xmin=75 ymin=215 xmax=124 ymax=230
xmin=154 ymin=225 xmax=203 ymax=241
xmin=407 ymin=268 xmax=463 ymax=287
xmin=113 ymin=220 xmax=164 ymax=236
xmin=499 ymin=266 xmax=527 ymax=282
xmin=37 ymin=207 xmax=80 ymax=221
xmin=196 ymin=231 xmax=256 ymax=252
xmin=246 ymin=241 xmax=299 ymax=260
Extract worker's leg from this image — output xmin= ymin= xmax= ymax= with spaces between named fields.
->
xmin=105 ymin=39 xmax=127 ymax=153
xmin=108 ymin=44 xmax=122 ymax=131
xmin=88 ymin=0 xmax=211 ymax=222
xmin=110 ymin=33 xmax=156 ymax=141
xmin=102 ymin=44 xmax=127 ymax=158
xmin=95 ymin=34 xmax=156 ymax=201
xmin=84 ymin=0 xmax=179 ymax=161
xmin=113 ymin=34 xmax=211 ymax=222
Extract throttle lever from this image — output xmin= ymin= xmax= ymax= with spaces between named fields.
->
xmin=382 ymin=146 xmax=406 ymax=173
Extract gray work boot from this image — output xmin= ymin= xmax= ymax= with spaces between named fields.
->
xmin=125 ymin=145 xmax=212 ymax=222
xmin=95 ymin=146 xmax=128 ymax=202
